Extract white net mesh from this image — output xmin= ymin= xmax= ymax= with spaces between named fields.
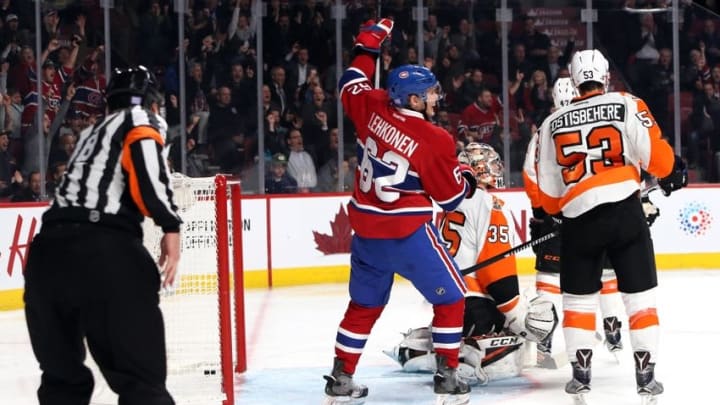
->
xmin=142 ymin=174 xmax=230 ymax=404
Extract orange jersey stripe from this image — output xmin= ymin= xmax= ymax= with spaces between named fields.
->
xmin=467 ymin=208 xmax=517 ymax=292
xmin=536 ymin=281 xmax=561 ymax=294
xmin=538 ymin=186 xmax=562 ymax=216
xmin=120 ymin=126 xmax=164 ymax=217
xmin=463 ymin=275 xmax=488 ymax=295
xmin=497 ymin=296 xmax=520 ymax=313
xmin=634 ymin=98 xmax=674 ymax=178
xmin=559 ymin=165 xmax=640 ymax=212
xmin=601 ymin=279 xmax=619 ymax=294
xmin=563 ymin=310 xmax=596 ymax=331
xmin=629 ymin=308 xmax=659 ymax=330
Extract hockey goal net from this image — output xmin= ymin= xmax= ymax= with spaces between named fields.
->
xmin=142 ymin=174 xmax=246 ymax=405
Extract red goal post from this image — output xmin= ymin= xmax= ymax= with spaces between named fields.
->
xmin=142 ymin=174 xmax=246 ymax=404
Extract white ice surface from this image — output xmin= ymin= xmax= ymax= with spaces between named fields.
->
xmin=2 ymin=270 xmax=718 ymax=404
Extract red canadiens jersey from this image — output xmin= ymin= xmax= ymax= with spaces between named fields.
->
xmin=459 ymin=102 xmax=499 ymax=142
xmin=21 ymin=80 xmax=62 ymax=130
xmin=338 ymin=59 xmax=469 ymax=239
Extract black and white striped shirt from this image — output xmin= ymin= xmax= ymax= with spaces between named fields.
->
xmin=43 ymin=106 xmax=181 ymax=236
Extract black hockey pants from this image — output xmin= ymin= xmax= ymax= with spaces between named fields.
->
xmin=559 ymin=192 xmax=659 ymax=295
xmin=24 ymin=222 xmax=175 ymax=405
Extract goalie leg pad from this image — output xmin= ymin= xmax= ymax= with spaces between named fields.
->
xmin=462 ymin=334 xmax=526 ymax=382
xmin=383 ymin=327 xmax=434 ymax=367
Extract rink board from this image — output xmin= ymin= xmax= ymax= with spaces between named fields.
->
xmin=1 ymin=186 xmax=719 ymax=310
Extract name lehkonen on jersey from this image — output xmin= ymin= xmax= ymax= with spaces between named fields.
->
xmin=368 ymin=112 xmax=418 ymax=157
xmin=550 ymin=103 xmax=626 ymax=132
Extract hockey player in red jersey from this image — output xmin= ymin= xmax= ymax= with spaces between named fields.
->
xmin=383 ymin=143 xmax=558 ymax=385
xmin=323 ymin=19 xmax=476 ymax=405
xmin=535 ymin=49 xmax=687 ymax=404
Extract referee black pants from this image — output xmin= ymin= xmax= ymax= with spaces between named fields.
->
xmin=560 ymin=193 xmax=658 ymax=295
xmin=24 ymin=223 xmax=174 ymax=405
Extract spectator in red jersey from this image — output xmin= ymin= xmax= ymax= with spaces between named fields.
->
xmin=21 ymin=58 xmax=62 ymax=135
xmin=71 ymin=45 xmax=106 ymax=118
xmin=459 ymin=87 xmax=503 ymax=152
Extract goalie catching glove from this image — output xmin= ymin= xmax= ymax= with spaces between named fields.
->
xmin=354 ymin=18 xmax=394 ymax=54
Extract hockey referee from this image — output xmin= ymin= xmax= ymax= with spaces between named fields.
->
xmin=24 ymin=65 xmax=180 ymax=405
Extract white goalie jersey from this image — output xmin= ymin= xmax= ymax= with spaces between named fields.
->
xmin=439 ymin=188 xmax=519 ymax=300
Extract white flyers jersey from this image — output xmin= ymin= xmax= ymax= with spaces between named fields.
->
xmin=536 ymin=90 xmax=675 ymax=218
xmin=439 ymin=189 xmax=519 ymax=299
xmin=522 ymin=132 xmax=541 ymax=209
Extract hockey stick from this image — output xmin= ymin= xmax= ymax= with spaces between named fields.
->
xmin=459 ymin=230 xmax=559 ymax=276
xmin=374 ymin=2 xmax=382 ymax=88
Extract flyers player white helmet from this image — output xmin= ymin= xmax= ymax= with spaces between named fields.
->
xmin=552 ymin=77 xmax=577 ymax=109
xmin=459 ymin=142 xmax=505 ymax=189
xmin=569 ymin=49 xmax=610 ymax=91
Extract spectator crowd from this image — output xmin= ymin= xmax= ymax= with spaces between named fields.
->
xmin=1 ymin=0 xmax=719 ymax=202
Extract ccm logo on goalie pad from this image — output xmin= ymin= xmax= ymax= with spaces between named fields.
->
xmin=488 ymin=336 xmax=520 ymax=347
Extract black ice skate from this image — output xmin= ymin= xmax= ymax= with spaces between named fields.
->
xmin=565 ymin=349 xmax=592 ymax=405
xmin=322 ymin=358 xmax=368 ymax=405
xmin=635 ymin=351 xmax=663 ymax=405
xmin=603 ymin=316 xmax=623 ymax=353
xmin=434 ymin=355 xmax=471 ymax=405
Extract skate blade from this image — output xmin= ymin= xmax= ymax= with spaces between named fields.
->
xmin=434 ymin=393 xmax=470 ymax=405
xmin=639 ymin=394 xmax=659 ymax=405
xmin=322 ymin=394 xmax=366 ymax=405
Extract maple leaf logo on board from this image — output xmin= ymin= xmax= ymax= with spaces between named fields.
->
xmin=313 ymin=204 xmax=352 ymax=254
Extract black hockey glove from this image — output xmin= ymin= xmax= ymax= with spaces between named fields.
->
xmin=529 ymin=208 xmax=558 ymax=254
xmin=642 ymin=195 xmax=660 ymax=227
xmin=459 ymin=164 xmax=477 ymax=199
xmin=657 ymin=155 xmax=688 ymax=196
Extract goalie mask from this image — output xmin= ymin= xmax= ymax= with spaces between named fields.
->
xmin=460 ymin=143 xmax=505 ymax=189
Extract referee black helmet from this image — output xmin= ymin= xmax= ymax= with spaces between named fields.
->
xmin=105 ymin=65 xmax=162 ymax=112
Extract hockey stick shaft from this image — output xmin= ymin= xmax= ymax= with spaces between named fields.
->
xmin=459 ymin=230 xmax=559 ymax=276
xmin=374 ymin=3 xmax=382 ymax=88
